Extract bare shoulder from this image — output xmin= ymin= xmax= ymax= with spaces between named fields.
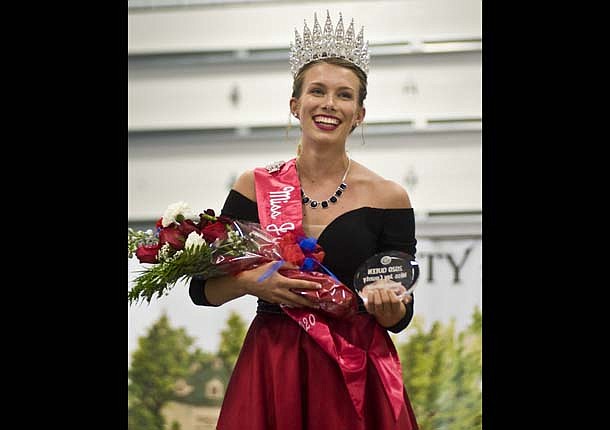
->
xmin=232 ymin=169 xmax=257 ymax=202
xmin=352 ymin=161 xmax=412 ymax=209
xmin=377 ymin=179 xmax=412 ymax=209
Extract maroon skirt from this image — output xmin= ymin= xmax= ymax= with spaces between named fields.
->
xmin=217 ymin=312 xmax=418 ymax=430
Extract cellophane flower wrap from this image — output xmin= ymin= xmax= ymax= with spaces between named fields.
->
xmin=128 ymin=202 xmax=357 ymax=319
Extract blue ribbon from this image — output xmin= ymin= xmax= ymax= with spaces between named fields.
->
xmin=300 ymin=257 xmax=340 ymax=282
xmin=315 ymin=261 xmax=340 ymax=282
xmin=301 ymin=257 xmax=317 ymax=271
xmin=257 ymin=259 xmax=285 ymax=282
xmin=298 ymin=237 xmax=318 ymax=252
xmin=256 ymin=236 xmax=340 ymax=283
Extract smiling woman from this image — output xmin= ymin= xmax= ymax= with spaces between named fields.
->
xmin=188 ymin=10 xmax=420 ymax=430
xmin=291 ymin=60 xmax=366 ymax=155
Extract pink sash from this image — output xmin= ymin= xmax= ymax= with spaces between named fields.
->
xmin=253 ymin=158 xmax=405 ymax=421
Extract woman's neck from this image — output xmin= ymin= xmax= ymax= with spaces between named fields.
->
xmin=296 ymin=144 xmax=349 ymax=182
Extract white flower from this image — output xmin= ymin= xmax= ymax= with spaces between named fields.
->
xmin=161 ymin=201 xmax=197 ymax=227
xmin=185 ymin=231 xmax=206 ymax=250
xmin=157 ymin=243 xmax=175 ymax=262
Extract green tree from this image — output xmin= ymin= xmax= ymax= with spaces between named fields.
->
xmin=218 ymin=310 xmax=247 ymax=369
xmin=128 ymin=401 xmax=159 ymax=430
xmin=450 ymin=307 xmax=482 ymax=429
xmin=400 ymin=318 xmax=456 ymax=429
xmin=437 ymin=307 xmax=482 ymax=430
xmin=128 ymin=313 xmax=201 ymax=430
xmin=397 ymin=307 xmax=482 ymax=430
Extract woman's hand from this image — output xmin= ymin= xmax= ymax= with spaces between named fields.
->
xmin=362 ymin=279 xmax=411 ymax=328
xmin=236 ymin=261 xmax=322 ymax=309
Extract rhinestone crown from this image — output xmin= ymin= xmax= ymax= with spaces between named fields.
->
xmin=289 ymin=10 xmax=370 ymax=77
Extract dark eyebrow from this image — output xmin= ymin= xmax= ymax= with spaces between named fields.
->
xmin=308 ymin=82 xmax=355 ymax=91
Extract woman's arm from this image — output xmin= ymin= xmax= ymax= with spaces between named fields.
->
xmin=190 ymin=169 xmax=322 ymax=309
xmin=366 ymin=179 xmax=417 ymax=332
xmin=202 ymin=261 xmax=322 ymax=308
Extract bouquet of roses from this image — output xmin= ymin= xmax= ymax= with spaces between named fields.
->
xmin=128 ymin=202 xmax=357 ymax=319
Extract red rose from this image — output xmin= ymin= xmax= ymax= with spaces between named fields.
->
xmin=159 ymin=227 xmax=186 ymax=250
xmin=135 ymin=243 xmax=161 ymax=264
xmin=155 ymin=218 xmax=163 ymax=230
xmin=198 ymin=209 xmax=223 ymax=229
xmin=178 ymin=219 xmax=199 ymax=236
xmin=201 ymin=221 xmax=228 ymax=242
xmin=217 ymin=215 xmax=233 ymax=225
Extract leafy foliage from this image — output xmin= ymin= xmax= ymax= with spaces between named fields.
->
xmin=218 ymin=311 xmax=248 ymax=369
xmin=398 ymin=307 xmax=482 ymax=430
xmin=128 ymin=311 xmax=249 ymax=429
xmin=128 ymin=244 xmax=217 ymax=304
xmin=128 ymin=313 xmax=202 ymax=430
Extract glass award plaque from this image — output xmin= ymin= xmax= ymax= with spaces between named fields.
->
xmin=353 ymin=251 xmax=419 ymax=304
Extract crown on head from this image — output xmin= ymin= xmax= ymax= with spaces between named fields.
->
xmin=289 ymin=10 xmax=370 ymax=77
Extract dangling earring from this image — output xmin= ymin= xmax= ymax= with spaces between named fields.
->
xmin=295 ymin=113 xmax=302 ymax=156
xmin=287 ymin=111 xmax=302 ymax=154
xmin=360 ymin=121 xmax=366 ymax=146
xmin=285 ymin=111 xmax=293 ymax=145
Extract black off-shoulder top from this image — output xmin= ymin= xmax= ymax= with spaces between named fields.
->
xmin=189 ymin=189 xmax=417 ymax=333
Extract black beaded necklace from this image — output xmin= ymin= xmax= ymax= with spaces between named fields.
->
xmin=299 ymin=157 xmax=351 ymax=209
